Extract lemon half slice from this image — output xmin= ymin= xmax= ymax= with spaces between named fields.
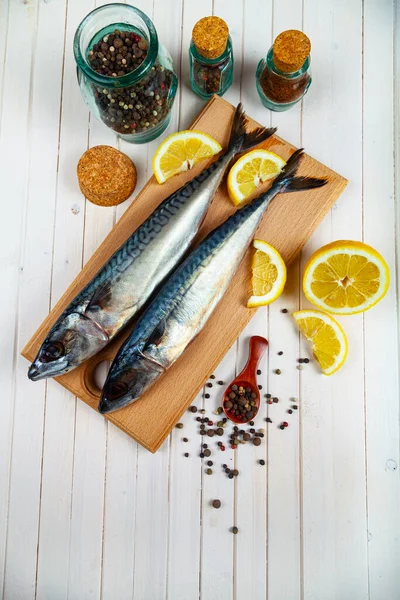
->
xmin=303 ymin=241 xmax=390 ymax=315
xmin=152 ymin=130 xmax=222 ymax=184
xmin=293 ymin=310 xmax=348 ymax=375
xmin=247 ymin=240 xmax=287 ymax=307
xmin=228 ymin=149 xmax=286 ymax=206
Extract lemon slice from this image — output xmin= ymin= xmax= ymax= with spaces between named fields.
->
xmin=303 ymin=240 xmax=390 ymax=315
xmin=227 ymin=149 xmax=286 ymax=206
xmin=247 ymin=240 xmax=287 ymax=307
xmin=292 ymin=310 xmax=348 ymax=375
xmin=152 ymin=130 xmax=222 ymax=184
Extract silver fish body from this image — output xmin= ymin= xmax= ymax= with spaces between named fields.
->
xmin=99 ymin=149 xmax=327 ymax=414
xmin=28 ymin=105 xmax=275 ymax=381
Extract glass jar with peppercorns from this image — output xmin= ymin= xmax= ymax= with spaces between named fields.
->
xmin=74 ymin=4 xmax=178 ymax=143
xmin=189 ymin=16 xmax=234 ymax=99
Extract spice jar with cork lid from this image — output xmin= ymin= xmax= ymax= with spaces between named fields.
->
xmin=189 ymin=16 xmax=234 ymax=99
xmin=256 ymin=30 xmax=312 ymax=111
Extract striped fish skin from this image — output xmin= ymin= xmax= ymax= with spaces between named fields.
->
xmin=99 ymin=150 xmax=327 ymax=414
xmin=28 ymin=105 xmax=275 ymax=382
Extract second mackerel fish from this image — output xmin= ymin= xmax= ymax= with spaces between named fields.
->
xmin=99 ymin=149 xmax=327 ymax=414
xmin=28 ymin=105 xmax=275 ymax=381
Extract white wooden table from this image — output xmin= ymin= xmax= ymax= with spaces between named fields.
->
xmin=1 ymin=0 xmax=399 ymax=598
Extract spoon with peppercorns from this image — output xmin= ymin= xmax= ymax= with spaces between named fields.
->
xmin=223 ymin=336 xmax=268 ymax=424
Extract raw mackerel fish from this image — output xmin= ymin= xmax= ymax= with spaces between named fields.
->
xmin=99 ymin=149 xmax=327 ymax=414
xmin=28 ymin=105 xmax=275 ymax=381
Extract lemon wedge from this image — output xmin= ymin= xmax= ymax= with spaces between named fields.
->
xmin=228 ymin=149 xmax=286 ymax=206
xmin=152 ymin=130 xmax=222 ymax=184
xmin=303 ymin=240 xmax=390 ymax=315
xmin=247 ymin=240 xmax=287 ymax=307
xmin=292 ymin=310 xmax=348 ymax=375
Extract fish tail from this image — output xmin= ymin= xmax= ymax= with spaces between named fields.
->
xmin=275 ymin=148 xmax=328 ymax=192
xmin=228 ymin=103 xmax=276 ymax=153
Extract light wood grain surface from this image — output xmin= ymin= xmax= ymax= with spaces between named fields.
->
xmin=1 ymin=0 xmax=399 ymax=598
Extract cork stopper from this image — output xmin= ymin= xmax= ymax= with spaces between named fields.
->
xmin=192 ymin=16 xmax=229 ymax=60
xmin=77 ymin=146 xmax=137 ymax=207
xmin=273 ymin=30 xmax=311 ymax=73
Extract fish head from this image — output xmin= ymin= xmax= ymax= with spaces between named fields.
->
xmin=28 ymin=312 xmax=109 ymax=381
xmin=99 ymin=351 xmax=165 ymax=414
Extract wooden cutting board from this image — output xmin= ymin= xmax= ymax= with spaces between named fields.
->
xmin=22 ymin=95 xmax=347 ymax=452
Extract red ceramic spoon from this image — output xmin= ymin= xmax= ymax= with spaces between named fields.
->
xmin=222 ymin=336 xmax=268 ymax=424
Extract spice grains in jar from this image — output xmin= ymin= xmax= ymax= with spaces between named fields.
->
xmin=256 ymin=30 xmax=312 ymax=111
xmin=88 ymin=28 xmax=174 ymax=137
xmin=189 ymin=16 xmax=234 ymax=99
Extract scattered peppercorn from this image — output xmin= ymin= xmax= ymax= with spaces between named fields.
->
xmin=282 ymin=308 xmax=288 ymax=313
xmin=176 ymin=423 xmax=183 ymax=429
xmin=200 ymin=452 xmax=205 ymax=458
xmin=207 ymin=460 xmax=213 ymax=467
xmin=249 ymin=421 xmax=255 ymax=426
xmin=184 ymin=453 xmax=189 ymax=457
xmin=283 ymin=421 xmax=288 ymax=428
xmin=217 ymin=380 xmax=224 ymax=385
xmin=293 ymin=405 xmax=298 ymax=410
xmin=275 ymin=369 xmax=281 ymax=375
xmin=268 ymin=399 xmax=273 ymax=404
xmin=304 ymin=358 xmax=310 ymax=363
xmin=205 ymin=394 xmax=210 ymax=399
xmin=259 ymin=459 xmax=266 ymax=465
xmin=222 ymin=464 xmax=227 ymax=469
xmin=204 ymin=449 xmax=211 ymax=457
xmin=216 ymin=428 xmax=224 ymax=436
xmin=206 ymin=468 xmax=213 ymax=475
xmin=200 ymin=409 xmax=206 ymax=414
xmin=288 ymin=409 xmax=293 ymax=414
xmin=232 ymin=526 xmax=239 ymax=534
xmin=183 ymin=437 xmax=188 ymax=442
xmin=266 ymin=393 xmax=272 ymax=398
xmin=273 ymin=397 xmax=279 ymax=403
xmin=203 ymin=443 xmax=208 ymax=448
xmin=189 ymin=406 xmax=197 ymax=413
xmin=280 ymin=424 xmax=285 ymax=430
xmin=207 ymin=430 xmax=215 ymax=438
xmin=253 ymin=437 xmax=261 ymax=446
xmin=257 ymin=369 xmax=261 ymax=375
xmin=297 ymin=365 xmax=304 ymax=370
xmin=228 ymin=472 xmax=234 ymax=479
xmin=258 ymin=384 xmax=262 ymax=390
xmin=210 ymin=374 xmax=216 ymax=379
xmin=266 ymin=417 xmax=272 ymax=423
xmin=249 ymin=428 xmax=255 ymax=434
xmin=212 ymin=499 xmax=221 ymax=509
xmin=278 ymin=351 xmax=283 ymax=355
xmin=206 ymin=382 xmax=213 ymax=388
xmin=196 ymin=416 xmax=201 ymax=422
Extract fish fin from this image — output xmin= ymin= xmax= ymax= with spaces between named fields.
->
xmin=85 ymin=281 xmax=113 ymax=313
xmin=274 ymin=148 xmax=328 ymax=192
xmin=228 ymin=103 xmax=276 ymax=153
xmin=143 ymin=320 xmax=166 ymax=350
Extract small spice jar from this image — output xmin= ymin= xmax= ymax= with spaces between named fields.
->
xmin=189 ymin=16 xmax=234 ymax=99
xmin=256 ymin=30 xmax=312 ymax=112
xmin=74 ymin=4 xmax=178 ymax=143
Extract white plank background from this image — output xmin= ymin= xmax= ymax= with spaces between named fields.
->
xmin=0 ymin=0 xmax=399 ymax=598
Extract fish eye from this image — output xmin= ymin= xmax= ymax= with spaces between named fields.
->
xmin=105 ymin=380 xmax=128 ymax=401
xmin=42 ymin=341 xmax=65 ymax=362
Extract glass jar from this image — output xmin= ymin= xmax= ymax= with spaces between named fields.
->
xmin=73 ymin=4 xmax=178 ymax=143
xmin=256 ymin=47 xmax=311 ymax=112
xmin=189 ymin=37 xmax=234 ymax=99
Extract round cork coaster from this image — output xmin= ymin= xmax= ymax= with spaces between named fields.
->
xmin=77 ymin=145 xmax=137 ymax=207
xmin=273 ymin=30 xmax=311 ymax=73
xmin=192 ymin=16 xmax=229 ymax=60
